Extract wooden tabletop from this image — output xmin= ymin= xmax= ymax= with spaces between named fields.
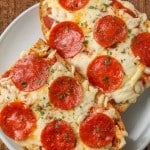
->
xmin=0 ymin=0 xmax=150 ymax=149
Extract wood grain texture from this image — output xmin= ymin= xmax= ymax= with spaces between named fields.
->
xmin=0 ymin=0 xmax=150 ymax=149
xmin=0 ymin=0 xmax=39 ymax=34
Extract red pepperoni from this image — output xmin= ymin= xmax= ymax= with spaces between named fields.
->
xmin=59 ymin=0 xmax=89 ymax=11
xmin=41 ymin=120 xmax=76 ymax=150
xmin=1 ymin=70 xmax=12 ymax=78
xmin=0 ymin=102 xmax=36 ymax=141
xmin=49 ymin=76 xmax=82 ymax=110
xmin=48 ymin=21 xmax=84 ymax=58
xmin=111 ymin=0 xmax=137 ymax=18
xmin=80 ymin=113 xmax=115 ymax=148
xmin=87 ymin=55 xmax=124 ymax=92
xmin=131 ymin=32 xmax=150 ymax=67
xmin=11 ymin=55 xmax=50 ymax=92
xmin=43 ymin=15 xmax=55 ymax=29
xmin=93 ymin=15 xmax=127 ymax=48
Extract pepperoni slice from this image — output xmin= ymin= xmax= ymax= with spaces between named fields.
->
xmin=80 ymin=113 xmax=115 ymax=148
xmin=0 ymin=102 xmax=36 ymax=141
xmin=93 ymin=15 xmax=127 ymax=48
xmin=11 ymin=55 xmax=50 ymax=92
xmin=48 ymin=21 xmax=84 ymax=58
xmin=59 ymin=0 xmax=89 ymax=11
xmin=43 ymin=15 xmax=55 ymax=29
xmin=131 ymin=32 xmax=150 ymax=67
xmin=111 ymin=0 xmax=136 ymax=18
xmin=41 ymin=120 xmax=76 ymax=150
xmin=49 ymin=76 xmax=82 ymax=110
xmin=1 ymin=70 xmax=12 ymax=78
xmin=87 ymin=55 xmax=124 ymax=92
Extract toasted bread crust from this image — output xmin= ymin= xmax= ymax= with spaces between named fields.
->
xmin=33 ymin=40 xmax=130 ymax=113
xmin=0 ymin=39 xmax=127 ymax=150
xmin=39 ymin=0 xmax=50 ymax=41
xmin=108 ymin=103 xmax=127 ymax=149
xmin=39 ymin=1 xmax=134 ymax=113
xmin=31 ymin=39 xmax=85 ymax=85
xmin=31 ymin=39 xmax=127 ymax=149
xmin=112 ymin=102 xmax=130 ymax=112
xmin=39 ymin=0 xmax=150 ymax=113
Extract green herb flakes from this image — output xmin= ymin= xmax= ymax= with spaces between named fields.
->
xmin=95 ymin=127 xmax=101 ymax=133
xmin=107 ymin=51 xmax=112 ymax=56
xmin=40 ymin=110 xmax=45 ymax=116
xmin=105 ymin=57 xmax=111 ymax=65
xmin=50 ymin=69 xmax=55 ymax=73
xmin=128 ymin=29 xmax=132 ymax=33
xmin=121 ymin=49 xmax=126 ymax=54
xmin=103 ymin=76 xmax=109 ymax=83
xmin=83 ymin=40 xmax=89 ymax=47
xmin=55 ymin=124 xmax=60 ymax=129
xmin=36 ymin=79 xmax=42 ymax=84
xmin=37 ymin=71 xmax=43 ymax=75
xmin=103 ymin=3 xmax=109 ymax=8
xmin=59 ymin=94 xmax=65 ymax=100
xmin=88 ymin=6 xmax=97 ymax=9
xmin=21 ymin=81 xmax=27 ymax=87
xmin=64 ymin=133 xmax=69 ymax=138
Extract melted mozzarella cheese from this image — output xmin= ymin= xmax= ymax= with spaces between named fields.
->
xmin=0 ymin=48 xmax=126 ymax=150
xmin=44 ymin=0 xmax=112 ymax=39
xmin=42 ymin=0 xmax=149 ymax=105
xmin=0 ymin=50 xmax=97 ymax=149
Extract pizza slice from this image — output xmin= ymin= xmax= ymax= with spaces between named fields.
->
xmin=0 ymin=39 xmax=127 ymax=149
xmin=40 ymin=0 xmax=150 ymax=112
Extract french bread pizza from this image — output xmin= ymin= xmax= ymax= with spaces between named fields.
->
xmin=0 ymin=39 xmax=127 ymax=150
xmin=40 ymin=0 xmax=150 ymax=112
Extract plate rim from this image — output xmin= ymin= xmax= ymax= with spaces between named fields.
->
xmin=0 ymin=3 xmax=39 ymax=150
xmin=0 ymin=3 xmax=39 ymax=43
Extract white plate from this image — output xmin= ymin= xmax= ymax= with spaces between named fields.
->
xmin=0 ymin=3 xmax=150 ymax=150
